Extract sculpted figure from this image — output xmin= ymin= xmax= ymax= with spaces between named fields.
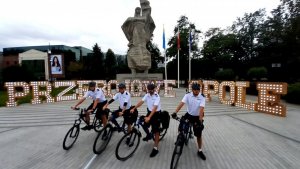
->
xmin=122 ymin=0 xmax=156 ymax=76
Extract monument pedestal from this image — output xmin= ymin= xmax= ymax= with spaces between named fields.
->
xmin=117 ymin=73 xmax=163 ymax=82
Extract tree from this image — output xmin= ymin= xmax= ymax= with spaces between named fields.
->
xmin=166 ymin=15 xmax=201 ymax=81
xmin=105 ymin=49 xmax=117 ymax=80
xmin=147 ymin=41 xmax=163 ymax=73
xmin=67 ymin=61 xmax=84 ymax=79
xmin=83 ymin=43 xmax=104 ymax=79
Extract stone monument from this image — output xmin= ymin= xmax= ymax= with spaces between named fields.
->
xmin=121 ymin=0 xmax=158 ymax=79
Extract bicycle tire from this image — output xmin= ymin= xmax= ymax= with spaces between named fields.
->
xmin=184 ymin=126 xmax=192 ymax=145
xmin=159 ymin=128 xmax=168 ymax=141
xmin=93 ymin=124 xmax=113 ymax=154
xmin=63 ymin=125 xmax=80 ymax=150
xmin=115 ymin=128 xmax=141 ymax=161
xmin=170 ymin=134 xmax=184 ymax=169
xmin=93 ymin=117 xmax=103 ymax=132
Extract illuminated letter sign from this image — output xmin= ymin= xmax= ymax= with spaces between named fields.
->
xmin=30 ymin=81 xmax=54 ymax=104
xmin=256 ymin=82 xmax=287 ymax=117
xmin=5 ymin=82 xmax=30 ymax=107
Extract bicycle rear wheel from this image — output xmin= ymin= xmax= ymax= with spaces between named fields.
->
xmin=93 ymin=124 xmax=113 ymax=154
xmin=63 ymin=125 xmax=80 ymax=150
xmin=93 ymin=117 xmax=103 ymax=132
xmin=115 ymin=128 xmax=140 ymax=161
xmin=159 ymin=127 xmax=168 ymax=141
xmin=170 ymin=134 xmax=184 ymax=169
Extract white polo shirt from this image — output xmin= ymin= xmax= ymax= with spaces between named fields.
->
xmin=83 ymin=88 xmax=106 ymax=102
xmin=113 ymin=91 xmax=131 ymax=110
xmin=142 ymin=92 xmax=161 ymax=111
xmin=182 ymin=92 xmax=205 ymax=116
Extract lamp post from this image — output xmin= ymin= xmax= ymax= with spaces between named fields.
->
xmin=48 ymin=49 xmax=52 ymax=82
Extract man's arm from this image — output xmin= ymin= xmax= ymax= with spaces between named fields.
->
xmin=91 ymin=98 xmax=99 ymax=111
xmin=130 ymin=100 xmax=144 ymax=113
xmin=72 ymin=98 xmax=85 ymax=109
xmin=175 ymin=102 xmax=185 ymax=113
xmin=103 ymin=99 xmax=114 ymax=110
xmin=171 ymin=102 xmax=184 ymax=118
xmin=199 ymin=106 xmax=204 ymax=121
xmin=148 ymin=105 xmax=157 ymax=119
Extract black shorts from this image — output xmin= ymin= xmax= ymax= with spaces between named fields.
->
xmin=87 ymin=100 xmax=108 ymax=118
xmin=182 ymin=112 xmax=204 ymax=138
xmin=144 ymin=109 xmax=161 ymax=133
xmin=112 ymin=106 xmax=138 ymax=125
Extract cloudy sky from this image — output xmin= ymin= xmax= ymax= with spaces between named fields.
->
xmin=0 ymin=0 xmax=281 ymax=54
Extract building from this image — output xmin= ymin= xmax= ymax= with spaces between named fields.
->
xmin=0 ymin=52 xmax=3 ymax=83
xmin=1 ymin=45 xmax=93 ymax=81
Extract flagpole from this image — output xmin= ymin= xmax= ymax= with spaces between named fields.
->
xmin=164 ymin=49 xmax=167 ymax=80
xmin=189 ymin=29 xmax=191 ymax=82
xmin=177 ymin=28 xmax=180 ymax=88
xmin=177 ymin=49 xmax=180 ymax=88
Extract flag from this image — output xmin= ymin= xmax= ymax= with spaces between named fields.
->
xmin=177 ymin=29 xmax=180 ymax=50
xmin=163 ymin=25 xmax=166 ymax=50
xmin=189 ymin=29 xmax=192 ymax=49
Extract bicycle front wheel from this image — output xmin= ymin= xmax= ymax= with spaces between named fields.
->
xmin=93 ymin=124 xmax=113 ymax=154
xmin=115 ymin=128 xmax=140 ymax=161
xmin=170 ymin=134 xmax=184 ymax=169
xmin=63 ymin=125 xmax=80 ymax=150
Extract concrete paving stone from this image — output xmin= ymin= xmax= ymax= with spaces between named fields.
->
xmin=0 ymin=88 xmax=299 ymax=169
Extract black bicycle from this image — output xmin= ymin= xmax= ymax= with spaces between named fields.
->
xmin=62 ymin=107 xmax=103 ymax=150
xmin=170 ymin=115 xmax=193 ymax=169
xmin=115 ymin=113 xmax=169 ymax=161
xmin=93 ymin=109 xmax=129 ymax=154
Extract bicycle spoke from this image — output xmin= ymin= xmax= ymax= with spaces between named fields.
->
xmin=93 ymin=125 xmax=112 ymax=154
xmin=63 ymin=126 xmax=80 ymax=150
xmin=115 ymin=130 xmax=140 ymax=161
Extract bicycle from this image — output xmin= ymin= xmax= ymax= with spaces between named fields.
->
xmin=62 ymin=107 xmax=103 ymax=150
xmin=170 ymin=115 xmax=194 ymax=169
xmin=115 ymin=112 xmax=169 ymax=161
xmin=93 ymin=108 xmax=130 ymax=154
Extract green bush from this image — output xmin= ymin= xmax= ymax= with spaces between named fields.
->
xmin=0 ymin=91 xmax=8 ymax=107
xmin=215 ymin=69 xmax=235 ymax=80
xmin=283 ymin=83 xmax=300 ymax=104
xmin=247 ymin=67 xmax=268 ymax=80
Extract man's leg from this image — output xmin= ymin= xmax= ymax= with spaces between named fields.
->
xmin=85 ymin=112 xmax=90 ymax=125
xmin=197 ymin=136 xmax=202 ymax=150
xmin=102 ymin=114 xmax=107 ymax=127
xmin=141 ymin=122 xmax=151 ymax=141
xmin=110 ymin=110 xmax=121 ymax=130
xmin=149 ymin=132 xmax=159 ymax=157
xmin=81 ymin=111 xmax=92 ymax=130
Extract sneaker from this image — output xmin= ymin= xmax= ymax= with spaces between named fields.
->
xmin=81 ymin=125 xmax=90 ymax=130
xmin=198 ymin=151 xmax=206 ymax=160
xmin=150 ymin=148 xmax=159 ymax=157
xmin=142 ymin=134 xmax=152 ymax=141
xmin=88 ymin=125 xmax=93 ymax=130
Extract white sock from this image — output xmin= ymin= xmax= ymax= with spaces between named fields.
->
xmin=198 ymin=149 xmax=202 ymax=152
xmin=153 ymin=147 xmax=158 ymax=150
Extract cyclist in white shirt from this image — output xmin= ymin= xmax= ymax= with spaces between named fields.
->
xmin=130 ymin=83 xmax=161 ymax=158
xmin=103 ymin=83 xmax=137 ymax=134
xmin=72 ymin=81 xmax=108 ymax=130
xmin=172 ymin=83 xmax=206 ymax=160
